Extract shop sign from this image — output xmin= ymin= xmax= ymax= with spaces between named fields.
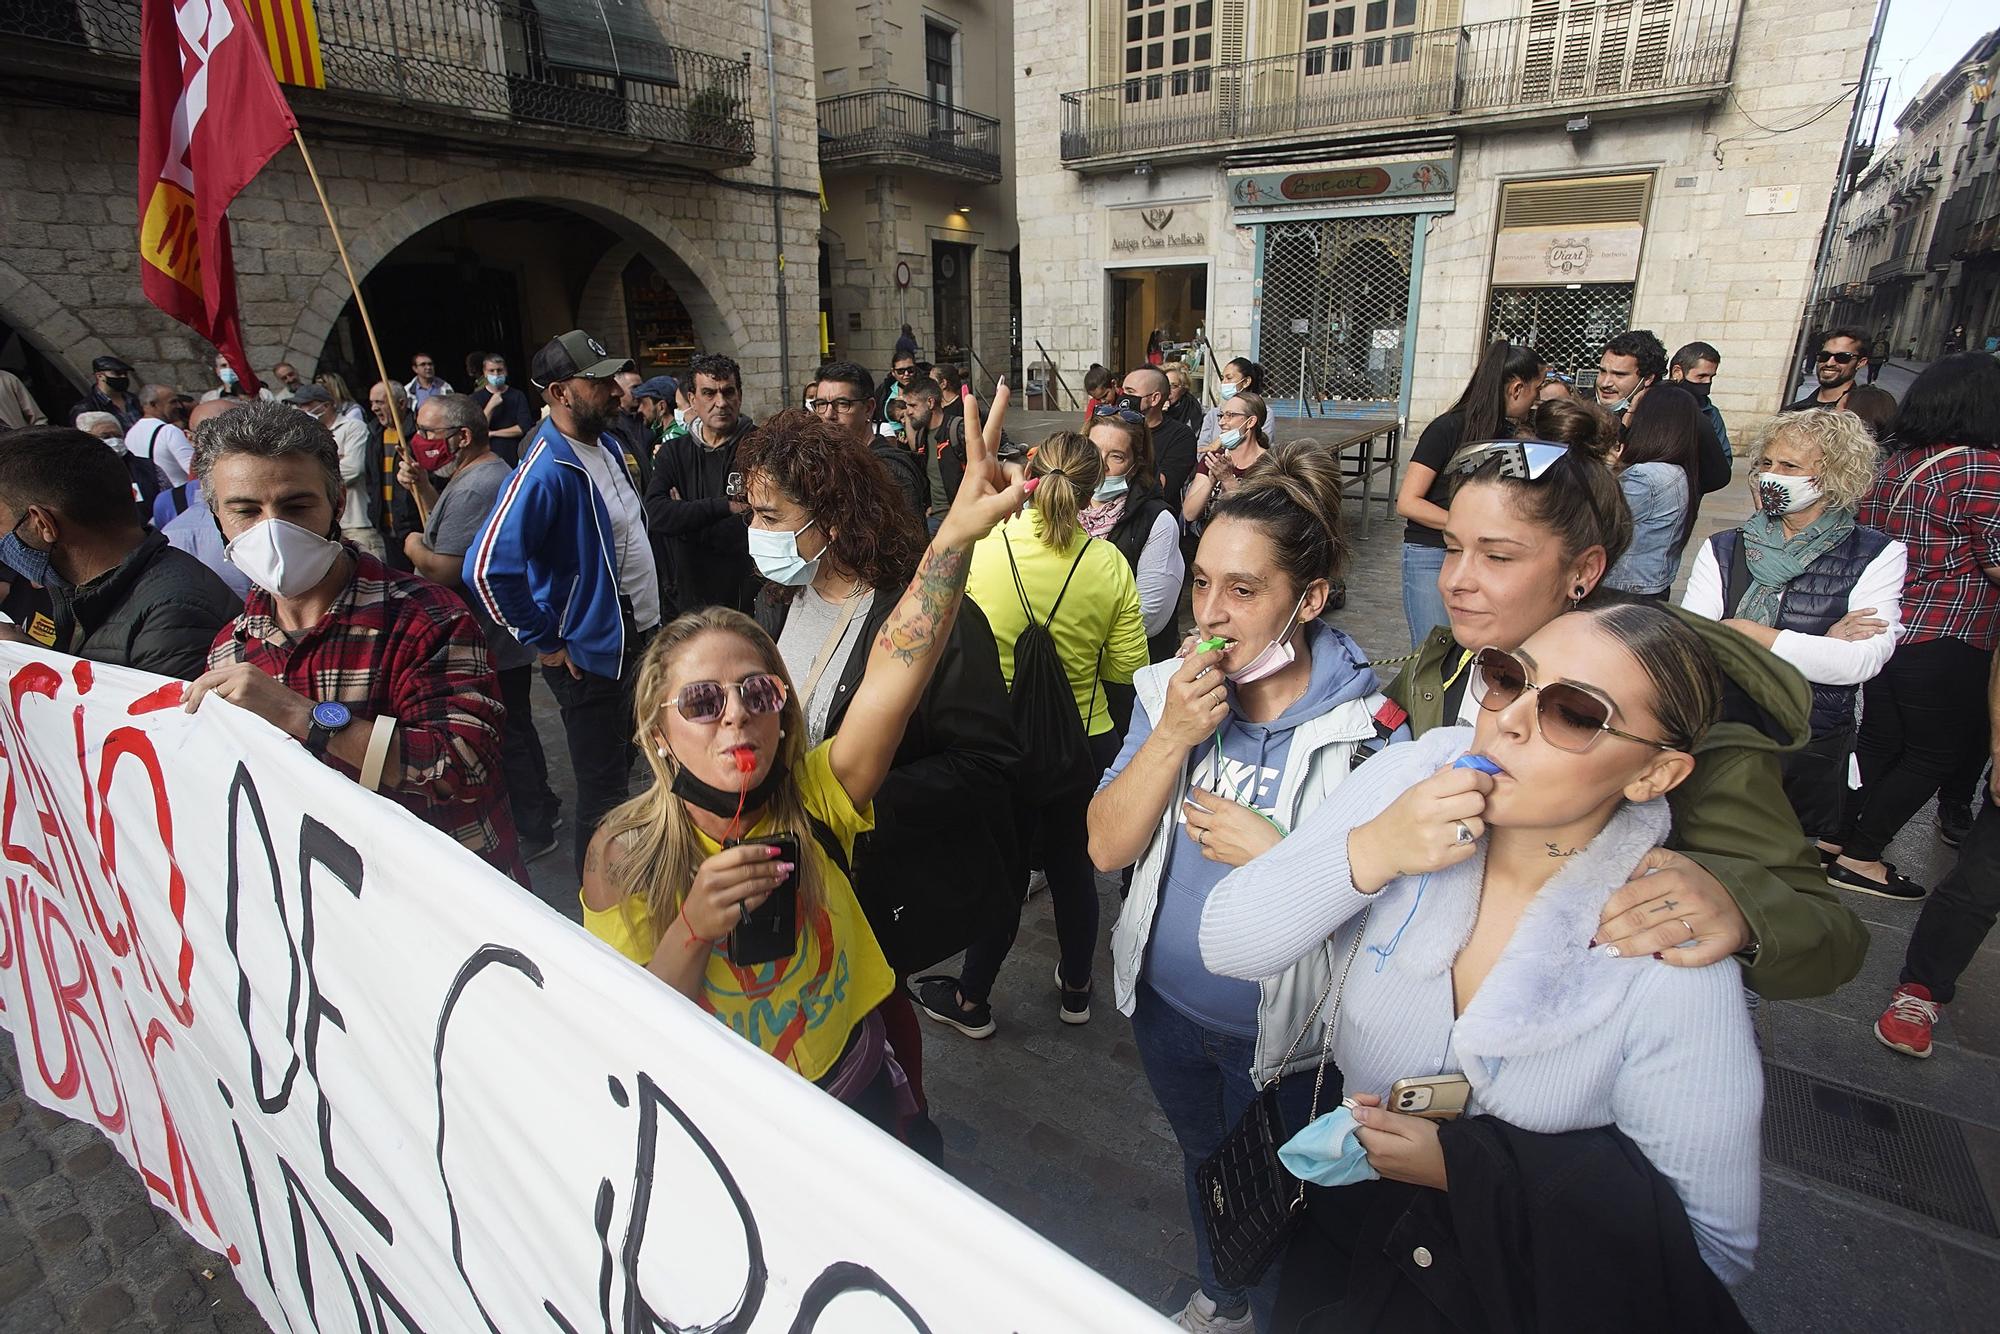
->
xmin=1228 ymin=157 xmax=1455 ymax=210
xmin=1492 ymin=224 xmax=1644 ymax=285
xmin=1107 ymin=204 xmax=1210 ymax=257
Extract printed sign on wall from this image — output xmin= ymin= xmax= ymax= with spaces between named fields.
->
xmin=0 ymin=647 xmax=1167 ymax=1332
xmin=1491 ymin=224 xmax=1645 ymax=285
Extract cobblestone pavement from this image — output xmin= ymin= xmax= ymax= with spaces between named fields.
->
xmin=4 ymin=418 xmax=1999 ymax=1330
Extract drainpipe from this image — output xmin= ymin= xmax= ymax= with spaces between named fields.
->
xmin=761 ymin=0 xmax=793 ymax=393
xmin=1789 ymin=0 xmax=1890 ymax=402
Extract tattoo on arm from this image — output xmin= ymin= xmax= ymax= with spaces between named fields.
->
xmin=878 ymin=545 xmax=967 ymax=666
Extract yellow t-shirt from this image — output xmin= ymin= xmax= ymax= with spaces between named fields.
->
xmin=582 ymin=740 xmax=893 ymax=1081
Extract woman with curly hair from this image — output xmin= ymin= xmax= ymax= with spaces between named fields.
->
xmin=737 ymin=406 xmax=1020 ymax=1151
xmin=579 ymin=392 xmax=1026 ymax=1140
xmin=1682 ymin=409 xmax=1904 ymax=855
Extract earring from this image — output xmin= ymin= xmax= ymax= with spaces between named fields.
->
xmin=656 ymin=746 xmax=669 ymax=759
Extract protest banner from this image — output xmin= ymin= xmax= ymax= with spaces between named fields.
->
xmin=0 ymin=644 xmax=1169 ymax=1331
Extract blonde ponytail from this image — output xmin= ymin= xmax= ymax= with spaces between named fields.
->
xmin=1028 ymin=430 xmax=1103 ymax=552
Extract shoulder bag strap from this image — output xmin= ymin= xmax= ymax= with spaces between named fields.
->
xmin=796 ymin=592 xmax=866 ymax=708
xmin=1891 ymin=445 xmax=1971 ymax=511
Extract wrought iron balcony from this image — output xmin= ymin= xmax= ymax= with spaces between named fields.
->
xmin=817 ymin=89 xmax=1003 ymax=183
xmin=1869 ymin=252 xmax=1922 ymax=285
xmin=1061 ymin=0 xmax=1738 ymax=165
xmin=0 ymin=0 xmax=755 ymax=165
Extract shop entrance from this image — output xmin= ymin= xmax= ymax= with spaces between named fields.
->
xmin=1109 ymin=264 xmax=1207 ymax=373
xmin=1257 ymin=217 xmax=1416 ymax=407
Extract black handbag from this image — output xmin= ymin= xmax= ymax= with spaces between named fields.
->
xmin=1195 ymin=918 xmax=1368 ymax=1291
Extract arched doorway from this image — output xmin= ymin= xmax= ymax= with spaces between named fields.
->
xmin=0 ymin=311 xmax=82 ymax=425
xmin=313 ymin=199 xmax=727 ymax=397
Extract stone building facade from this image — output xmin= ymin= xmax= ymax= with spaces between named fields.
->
xmin=1015 ymin=0 xmax=1873 ymax=429
xmin=813 ymin=0 xmax=1020 ymax=386
xmin=0 ymin=0 xmax=822 ymax=419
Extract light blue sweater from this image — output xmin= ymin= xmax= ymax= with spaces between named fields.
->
xmin=1198 ymin=727 xmax=1762 ymax=1284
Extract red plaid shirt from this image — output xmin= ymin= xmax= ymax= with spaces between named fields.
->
xmin=208 ymin=548 xmax=524 ymax=880
xmin=1857 ymin=443 xmax=2000 ymax=650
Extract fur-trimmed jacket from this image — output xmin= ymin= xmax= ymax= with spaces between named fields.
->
xmin=1201 ymin=726 xmax=1763 ymax=1284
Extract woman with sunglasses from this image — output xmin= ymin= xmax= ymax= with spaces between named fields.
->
xmin=1202 ymin=604 xmax=1761 ymax=1327
xmin=1394 ymin=342 xmax=1544 ymax=643
xmin=1829 ymin=352 xmax=2000 ymax=901
xmin=578 ymin=389 xmax=1028 ymax=1132
xmin=1390 ymin=426 xmax=1866 ymax=999
xmin=1089 ymin=440 xmax=1399 ymax=1333
xmin=1183 ymin=391 xmax=1272 ymax=528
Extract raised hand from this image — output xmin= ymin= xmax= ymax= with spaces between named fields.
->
xmin=935 ymin=380 xmax=1027 ymax=548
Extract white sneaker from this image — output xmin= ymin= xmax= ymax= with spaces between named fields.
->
xmin=1171 ymin=1291 xmax=1253 ymax=1333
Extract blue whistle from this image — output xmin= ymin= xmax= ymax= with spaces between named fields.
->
xmin=1454 ymin=753 xmax=1503 ymax=775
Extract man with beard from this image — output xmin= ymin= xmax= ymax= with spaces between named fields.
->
xmin=1784 ymin=328 xmax=1871 ymax=413
xmin=1667 ymin=340 xmax=1729 ymax=456
xmin=469 ymin=330 xmax=661 ymax=874
xmin=643 ymin=352 xmax=755 ymax=617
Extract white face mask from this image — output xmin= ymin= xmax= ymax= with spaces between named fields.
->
xmin=747 ymin=519 xmax=820 ymax=587
xmin=1218 ymin=383 xmax=1239 ymax=401
xmin=224 ymin=518 xmax=342 ymax=598
xmin=1755 ymin=472 xmax=1825 ymax=518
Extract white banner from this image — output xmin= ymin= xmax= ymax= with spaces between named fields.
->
xmin=0 ymin=645 xmax=1166 ymax=1332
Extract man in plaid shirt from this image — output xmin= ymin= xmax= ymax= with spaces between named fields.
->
xmin=182 ymin=401 xmax=524 ymax=883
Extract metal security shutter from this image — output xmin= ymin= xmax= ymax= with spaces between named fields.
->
xmin=1258 ymin=215 xmax=1416 ymax=402
xmin=534 ymin=0 xmax=679 ymax=83
xmin=1497 ymin=172 xmax=1652 ymax=229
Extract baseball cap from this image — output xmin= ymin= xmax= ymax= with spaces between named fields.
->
xmin=635 ymin=374 xmax=679 ymax=402
xmin=530 ymin=330 xmax=634 ymax=389
xmin=289 ymin=384 xmax=334 ymax=406
xmin=91 ymin=354 xmax=133 ymax=374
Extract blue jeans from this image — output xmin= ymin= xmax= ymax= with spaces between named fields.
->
xmin=1400 ymin=542 xmax=1448 ymax=647
xmin=1132 ymin=981 xmax=1318 ymax=1326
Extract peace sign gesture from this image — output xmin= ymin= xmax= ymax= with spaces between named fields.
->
xmin=935 ymin=380 xmax=1030 ymax=549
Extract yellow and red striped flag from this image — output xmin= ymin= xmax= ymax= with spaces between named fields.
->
xmin=245 ymin=0 xmax=325 ymax=89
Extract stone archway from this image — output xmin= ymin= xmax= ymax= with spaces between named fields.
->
xmin=0 ymin=256 xmax=104 ymax=394
xmin=284 ymin=169 xmax=750 ymax=374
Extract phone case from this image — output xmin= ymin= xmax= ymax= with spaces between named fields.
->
xmin=726 ymin=835 xmax=799 ymax=966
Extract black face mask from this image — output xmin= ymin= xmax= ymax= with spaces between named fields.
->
xmin=104 ymin=375 xmax=129 ymax=394
xmin=1679 ymin=378 xmax=1712 ymax=403
xmin=671 ymin=755 xmax=790 ymax=819
xmin=1117 ymin=393 xmax=1146 ymax=416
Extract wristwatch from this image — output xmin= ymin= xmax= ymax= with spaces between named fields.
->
xmin=305 ymin=700 xmax=353 ymax=757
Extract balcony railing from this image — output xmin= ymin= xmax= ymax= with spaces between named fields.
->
xmin=1869 ymin=253 xmax=1922 ymax=285
xmin=818 ymin=89 xmax=1003 ymax=182
xmin=0 ymin=0 xmax=754 ymax=163
xmin=1061 ymin=0 xmax=1738 ymax=163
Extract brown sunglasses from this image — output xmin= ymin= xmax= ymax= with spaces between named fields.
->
xmin=1470 ymin=647 xmax=1677 ymax=753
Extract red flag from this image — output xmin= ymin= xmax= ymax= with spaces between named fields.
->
xmin=138 ymin=0 xmax=297 ymax=395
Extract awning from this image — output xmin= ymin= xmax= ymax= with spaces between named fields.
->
xmin=535 ymin=0 xmax=680 ymax=84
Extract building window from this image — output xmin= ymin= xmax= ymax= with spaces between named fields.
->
xmin=1304 ymin=0 xmax=1415 ymax=78
xmin=1124 ymin=0 xmax=1214 ymax=104
xmin=926 ymin=21 xmax=954 ymax=108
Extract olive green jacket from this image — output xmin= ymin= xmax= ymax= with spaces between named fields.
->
xmin=1386 ymin=613 xmax=1868 ymax=1000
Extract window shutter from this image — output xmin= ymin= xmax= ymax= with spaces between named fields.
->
xmin=1498 ymin=173 xmax=1653 ymax=230
xmin=1520 ymin=0 xmax=1563 ymax=102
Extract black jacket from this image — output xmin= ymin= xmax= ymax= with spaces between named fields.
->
xmin=871 ymin=439 xmax=931 ymax=523
xmin=644 ymin=416 xmax=757 ymax=617
xmin=48 ymin=533 xmax=242 ymax=681
xmin=1105 ymin=484 xmax=1182 ymax=662
xmin=1153 ymin=416 xmax=1199 ymax=505
xmin=471 ymin=386 xmax=537 ymax=465
xmin=756 ymin=584 xmax=1020 ymax=974
xmin=1283 ymin=1119 xmax=1749 ymax=1334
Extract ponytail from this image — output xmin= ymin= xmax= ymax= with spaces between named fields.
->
xmin=1027 ymin=430 xmax=1103 ymax=551
xmin=1210 ymin=439 xmax=1348 ymax=592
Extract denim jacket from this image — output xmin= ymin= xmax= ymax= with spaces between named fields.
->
xmin=1605 ymin=462 xmax=1689 ymax=595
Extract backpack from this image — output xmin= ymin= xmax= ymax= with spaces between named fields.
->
xmin=1003 ymin=530 xmax=1099 ymax=805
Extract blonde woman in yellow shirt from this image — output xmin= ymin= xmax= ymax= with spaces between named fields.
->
xmin=580 ymin=388 xmax=1025 ymax=1133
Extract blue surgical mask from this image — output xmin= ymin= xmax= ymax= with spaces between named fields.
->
xmin=219 ymin=367 xmax=239 ymax=387
xmin=1218 ymin=383 xmax=1239 ymax=401
xmin=747 ymin=519 xmax=820 ymax=587
xmin=487 ymin=372 xmax=507 ymax=388
xmin=1277 ymin=1105 xmax=1380 ymax=1187
xmin=1093 ymin=474 xmax=1129 ymax=503
xmin=0 ymin=516 xmax=53 ymax=588
xmin=1218 ymin=427 xmax=1243 ymax=449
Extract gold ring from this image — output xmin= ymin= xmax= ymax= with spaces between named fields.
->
xmin=1679 ymin=917 xmax=1694 ymax=941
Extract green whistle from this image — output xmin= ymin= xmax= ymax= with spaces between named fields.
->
xmin=1196 ymin=636 xmax=1233 ymax=653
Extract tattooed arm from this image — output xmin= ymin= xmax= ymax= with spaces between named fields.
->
xmin=830 ymin=381 xmax=1026 ymax=808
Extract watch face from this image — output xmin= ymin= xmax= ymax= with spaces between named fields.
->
xmin=311 ymin=700 xmax=352 ymax=730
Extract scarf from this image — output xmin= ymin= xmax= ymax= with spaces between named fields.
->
xmin=1732 ymin=508 xmax=1855 ymax=626
xmin=1079 ymin=495 xmax=1126 ymax=539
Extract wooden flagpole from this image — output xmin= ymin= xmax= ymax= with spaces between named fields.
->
xmin=289 ymin=128 xmax=429 ymax=525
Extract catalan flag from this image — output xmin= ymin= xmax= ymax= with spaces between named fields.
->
xmin=246 ymin=0 xmax=325 ymax=89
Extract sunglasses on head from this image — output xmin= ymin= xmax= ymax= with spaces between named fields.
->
xmin=663 ymin=673 xmax=788 ymax=723
xmin=1445 ymin=439 xmax=1571 ymax=481
xmin=1815 ymin=351 xmax=1859 ymax=365
xmin=1092 ymin=405 xmax=1146 ymax=425
xmin=1470 ymin=647 xmax=1677 ymax=754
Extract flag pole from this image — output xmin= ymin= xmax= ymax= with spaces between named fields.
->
xmin=289 ymin=128 xmax=428 ymax=525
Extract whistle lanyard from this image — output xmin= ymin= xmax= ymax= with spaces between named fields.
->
xmin=1203 ymin=721 xmax=1289 ymax=837
xmin=1440 ymin=647 xmax=1476 ymax=693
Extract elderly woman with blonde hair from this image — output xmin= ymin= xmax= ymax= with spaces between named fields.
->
xmin=1681 ymin=407 xmax=1905 ymax=846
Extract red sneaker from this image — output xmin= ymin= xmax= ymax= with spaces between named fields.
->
xmin=1874 ymin=984 xmax=1940 ymax=1058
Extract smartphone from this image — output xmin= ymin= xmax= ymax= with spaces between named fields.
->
xmin=1388 ymin=1073 xmax=1472 ymax=1121
xmin=724 ymin=833 xmax=799 ymax=966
